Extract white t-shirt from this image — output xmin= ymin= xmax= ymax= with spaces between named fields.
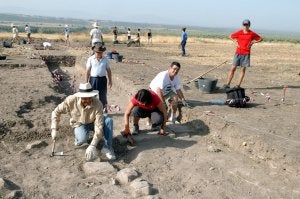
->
xmin=149 ymin=70 xmax=181 ymax=95
xmin=127 ymin=30 xmax=131 ymax=36
xmin=90 ymin=28 xmax=102 ymax=40
xmin=25 ymin=26 xmax=31 ymax=34
xmin=12 ymin=27 xmax=18 ymax=35
xmin=86 ymin=55 xmax=110 ymax=77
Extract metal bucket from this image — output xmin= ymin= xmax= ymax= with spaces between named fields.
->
xmin=197 ymin=78 xmax=218 ymax=93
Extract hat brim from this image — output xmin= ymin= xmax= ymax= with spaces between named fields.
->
xmin=74 ymin=90 xmax=99 ymax=98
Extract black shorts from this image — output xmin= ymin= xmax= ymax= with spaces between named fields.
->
xmin=132 ymin=107 xmax=163 ymax=126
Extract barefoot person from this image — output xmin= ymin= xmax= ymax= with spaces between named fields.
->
xmin=149 ymin=61 xmax=190 ymax=123
xmin=121 ymin=89 xmax=168 ymax=144
xmin=86 ymin=45 xmax=112 ymax=111
xmin=51 ymin=83 xmax=116 ymax=161
xmin=223 ymin=19 xmax=262 ymax=89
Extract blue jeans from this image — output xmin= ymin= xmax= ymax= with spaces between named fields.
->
xmin=74 ymin=116 xmax=113 ymax=149
xmin=181 ymin=41 xmax=186 ymax=56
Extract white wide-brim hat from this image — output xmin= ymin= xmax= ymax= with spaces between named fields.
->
xmin=65 ymin=24 xmax=69 ymax=27
xmin=92 ymin=22 xmax=99 ymax=27
xmin=75 ymin=83 xmax=98 ymax=98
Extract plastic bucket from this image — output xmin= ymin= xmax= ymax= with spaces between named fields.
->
xmin=197 ymin=78 xmax=218 ymax=93
xmin=117 ymin=55 xmax=123 ymax=62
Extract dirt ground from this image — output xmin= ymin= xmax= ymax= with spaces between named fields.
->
xmin=0 ymin=37 xmax=299 ymax=199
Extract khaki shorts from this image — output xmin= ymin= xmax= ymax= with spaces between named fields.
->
xmin=163 ymin=91 xmax=177 ymax=109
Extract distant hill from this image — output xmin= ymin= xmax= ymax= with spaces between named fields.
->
xmin=0 ymin=13 xmax=299 ymax=43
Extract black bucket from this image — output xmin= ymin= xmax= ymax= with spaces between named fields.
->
xmin=197 ymin=78 xmax=218 ymax=93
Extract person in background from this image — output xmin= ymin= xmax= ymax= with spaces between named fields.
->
xmin=147 ymin=29 xmax=152 ymax=45
xmin=127 ymin=28 xmax=131 ymax=41
xmin=112 ymin=26 xmax=118 ymax=43
xmin=86 ymin=45 xmax=112 ymax=111
xmin=90 ymin=22 xmax=103 ymax=46
xmin=24 ymin=24 xmax=31 ymax=44
xmin=136 ymin=28 xmax=141 ymax=46
xmin=64 ymin=24 xmax=70 ymax=46
xmin=223 ymin=19 xmax=262 ymax=89
xmin=181 ymin=27 xmax=188 ymax=56
xmin=51 ymin=82 xmax=116 ymax=161
xmin=11 ymin=24 xmax=20 ymax=45
xmin=149 ymin=61 xmax=190 ymax=123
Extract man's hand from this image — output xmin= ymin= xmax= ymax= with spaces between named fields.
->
xmin=121 ymin=126 xmax=135 ymax=146
xmin=108 ymin=81 xmax=112 ymax=89
xmin=51 ymin=129 xmax=57 ymax=140
xmin=182 ymin=99 xmax=192 ymax=108
xmin=85 ymin=145 xmax=98 ymax=161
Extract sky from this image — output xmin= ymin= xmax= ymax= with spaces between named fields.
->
xmin=0 ymin=0 xmax=300 ymax=33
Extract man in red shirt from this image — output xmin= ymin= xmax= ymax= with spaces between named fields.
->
xmin=121 ymin=89 xmax=168 ymax=144
xmin=223 ymin=19 xmax=262 ymax=89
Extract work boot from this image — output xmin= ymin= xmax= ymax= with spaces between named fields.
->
xmin=132 ymin=124 xmax=140 ymax=135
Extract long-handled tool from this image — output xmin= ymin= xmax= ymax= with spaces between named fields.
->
xmin=186 ymin=60 xmax=228 ymax=84
xmin=49 ymin=139 xmax=64 ymax=157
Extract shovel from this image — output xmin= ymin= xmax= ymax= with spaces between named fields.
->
xmin=186 ymin=60 xmax=228 ymax=85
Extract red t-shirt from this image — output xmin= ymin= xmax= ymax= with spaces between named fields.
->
xmin=231 ymin=30 xmax=261 ymax=55
xmin=131 ymin=90 xmax=161 ymax=110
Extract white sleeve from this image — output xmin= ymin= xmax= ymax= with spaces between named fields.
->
xmin=174 ymin=76 xmax=182 ymax=90
xmin=86 ymin=57 xmax=92 ymax=70
xmin=89 ymin=29 xmax=93 ymax=36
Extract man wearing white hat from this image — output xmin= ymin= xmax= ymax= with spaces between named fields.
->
xmin=64 ymin=24 xmax=70 ymax=46
xmin=90 ymin=22 xmax=103 ymax=46
xmin=51 ymin=82 xmax=115 ymax=161
xmin=11 ymin=24 xmax=20 ymax=45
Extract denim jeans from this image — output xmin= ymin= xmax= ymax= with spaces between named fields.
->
xmin=74 ymin=116 xmax=113 ymax=149
xmin=181 ymin=41 xmax=186 ymax=56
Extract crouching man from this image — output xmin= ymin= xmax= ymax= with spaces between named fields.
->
xmin=50 ymin=83 xmax=115 ymax=161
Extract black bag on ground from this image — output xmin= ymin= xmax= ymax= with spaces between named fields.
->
xmin=226 ymin=87 xmax=250 ymax=108
xmin=3 ymin=41 xmax=12 ymax=48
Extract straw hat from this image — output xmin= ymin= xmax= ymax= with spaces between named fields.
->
xmin=74 ymin=83 xmax=98 ymax=98
xmin=92 ymin=22 xmax=99 ymax=28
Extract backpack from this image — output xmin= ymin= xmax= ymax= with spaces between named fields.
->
xmin=225 ymin=87 xmax=250 ymax=108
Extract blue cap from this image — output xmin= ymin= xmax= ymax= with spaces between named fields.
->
xmin=242 ymin=19 xmax=251 ymax=26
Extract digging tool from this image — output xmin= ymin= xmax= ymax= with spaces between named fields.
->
xmin=49 ymin=139 xmax=64 ymax=157
xmin=186 ymin=60 xmax=228 ymax=84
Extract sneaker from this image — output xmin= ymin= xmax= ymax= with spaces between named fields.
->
xmin=101 ymin=147 xmax=116 ymax=160
xmin=150 ymin=124 xmax=160 ymax=131
xmin=132 ymin=125 xmax=140 ymax=135
xmin=221 ymin=84 xmax=230 ymax=90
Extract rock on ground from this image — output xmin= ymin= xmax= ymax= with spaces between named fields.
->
xmin=82 ymin=162 xmax=117 ymax=176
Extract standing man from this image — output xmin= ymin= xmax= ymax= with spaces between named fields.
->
xmin=127 ymin=28 xmax=131 ymax=41
xmin=90 ymin=22 xmax=103 ymax=46
xmin=24 ymin=24 xmax=31 ymax=44
xmin=181 ymin=27 xmax=187 ymax=56
xmin=149 ymin=61 xmax=190 ymax=123
xmin=112 ymin=26 xmax=118 ymax=43
xmin=86 ymin=45 xmax=112 ymax=111
xmin=223 ymin=19 xmax=262 ymax=89
xmin=147 ymin=29 xmax=152 ymax=45
xmin=136 ymin=28 xmax=141 ymax=46
xmin=51 ymin=82 xmax=116 ymax=161
xmin=11 ymin=24 xmax=20 ymax=45
xmin=64 ymin=24 xmax=70 ymax=46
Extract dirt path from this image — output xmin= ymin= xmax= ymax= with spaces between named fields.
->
xmin=0 ymin=40 xmax=299 ymax=198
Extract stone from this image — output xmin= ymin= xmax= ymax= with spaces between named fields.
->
xmin=207 ymin=145 xmax=221 ymax=153
xmin=130 ymin=178 xmax=153 ymax=197
xmin=6 ymin=190 xmax=23 ymax=198
xmin=26 ymin=140 xmax=48 ymax=150
xmin=242 ymin=142 xmax=247 ymax=146
xmin=116 ymin=168 xmax=138 ymax=185
xmin=82 ymin=162 xmax=117 ymax=176
xmin=0 ymin=178 xmax=7 ymax=189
